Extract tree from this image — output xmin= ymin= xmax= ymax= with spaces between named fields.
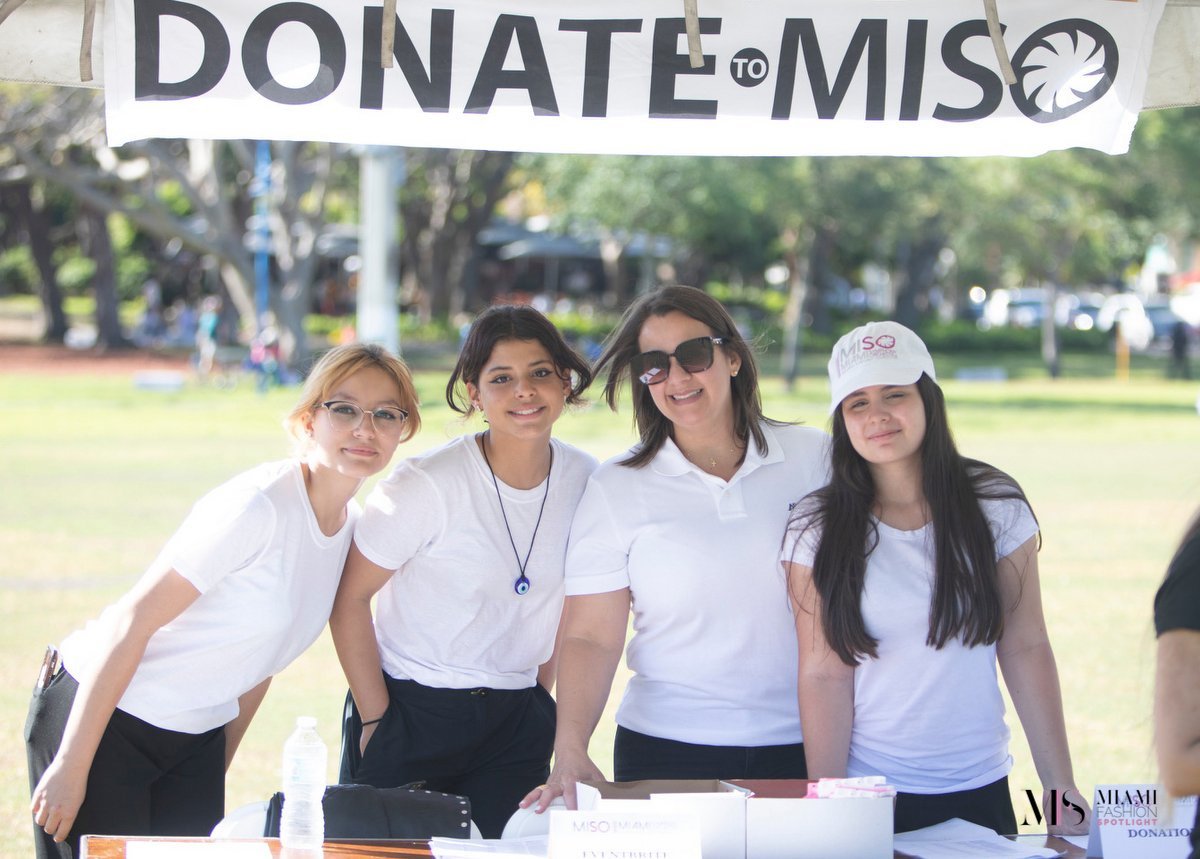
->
xmin=0 ymin=180 xmax=68 ymax=342
xmin=0 ymin=85 xmax=347 ymax=366
xmin=399 ymin=148 xmax=517 ymax=319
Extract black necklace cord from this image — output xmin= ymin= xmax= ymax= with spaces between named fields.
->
xmin=480 ymin=433 xmax=553 ymax=596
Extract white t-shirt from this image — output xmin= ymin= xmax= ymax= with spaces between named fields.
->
xmin=782 ymin=494 xmax=1038 ymax=793
xmin=355 ymin=434 xmax=597 ymax=690
xmin=61 ymin=460 xmax=357 ymax=734
xmin=565 ymin=423 xmax=830 ymax=747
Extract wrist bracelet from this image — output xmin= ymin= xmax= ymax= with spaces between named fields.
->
xmin=361 ymin=716 xmax=384 ymax=727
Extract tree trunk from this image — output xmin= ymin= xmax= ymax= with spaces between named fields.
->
xmin=81 ymin=207 xmax=130 ymax=350
xmin=895 ymin=225 xmax=945 ymax=330
xmin=274 ymin=274 xmax=312 ymax=369
xmin=780 ymin=227 xmax=810 ymax=392
xmin=4 ymin=182 xmax=68 ymax=342
xmin=600 ymin=237 xmax=627 ymax=305
xmin=804 ymin=223 xmax=836 ymax=336
xmin=1041 ymin=279 xmax=1061 ymax=379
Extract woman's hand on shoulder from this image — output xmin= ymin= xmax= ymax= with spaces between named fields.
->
xmin=30 ymin=755 xmax=88 ymax=843
xmin=1044 ymin=786 xmax=1091 ymax=836
xmin=520 ymin=750 xmax=605 ymax=813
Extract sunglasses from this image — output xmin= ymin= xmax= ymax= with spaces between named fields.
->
xmin=631 ymin=336 xmax=726 ymax=385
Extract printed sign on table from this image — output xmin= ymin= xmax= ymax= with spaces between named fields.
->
xmin=1086 ymin=783 xmax=1196 ymax=858
xmin=549 ymin=808 xmax=702 ymax=859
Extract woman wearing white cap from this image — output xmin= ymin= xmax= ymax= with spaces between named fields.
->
xmin=781 ymin=321 xmax=1089 ymax=835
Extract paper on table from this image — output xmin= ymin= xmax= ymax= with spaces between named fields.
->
xmin=126 ymin=843 xmax=272 ymax=859
xmin=893 ymin=818 xmax=1061 ymax=859
xmin=429 ymin=834 xmax=548 ymax=858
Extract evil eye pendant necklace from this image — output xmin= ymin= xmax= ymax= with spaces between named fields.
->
xmin=481 ymin=433 xmax=552 ymax=596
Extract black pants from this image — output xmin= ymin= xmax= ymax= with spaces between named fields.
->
xmin=25 ymin=667 xmax=226 ymax=859
xmin=613 ymin=725 xmax=808 ymax=781
xmin=339 ymin=674 xmax=556 ymax=839
xmin=894 ymin=776 xmax=1018 ymax=834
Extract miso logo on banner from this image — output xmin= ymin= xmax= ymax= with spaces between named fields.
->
xmin=103 ymin=0 xmax=1167 ymax=156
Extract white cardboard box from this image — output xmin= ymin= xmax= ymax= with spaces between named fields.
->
xmin=734 ymin=779 xmax=893 ymax=859
xmin=576 ymin=780 xmax=748 ymax=859
xmin=572 ymin=779 xmax=893 ymax=859
xmin=745 ymin=796 xmax=892 ymax=858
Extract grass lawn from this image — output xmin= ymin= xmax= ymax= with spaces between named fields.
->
xmin=1 ymin=350 xmax=1197 ymax=854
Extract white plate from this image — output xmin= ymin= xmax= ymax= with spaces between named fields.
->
xmin=501 ymin=796 xmax=566 ymax=839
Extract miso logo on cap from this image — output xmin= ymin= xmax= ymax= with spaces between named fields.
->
xmin=834 ymin=332 xmax=900 ymax=375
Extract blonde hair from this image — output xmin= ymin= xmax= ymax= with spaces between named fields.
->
xmin=284 ymin=343 xmax=421 ymax=449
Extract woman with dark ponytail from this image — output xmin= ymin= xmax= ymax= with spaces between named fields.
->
xmin=782 ymin=321 xmax=1089 ymax=836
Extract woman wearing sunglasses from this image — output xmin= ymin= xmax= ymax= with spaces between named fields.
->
xmin=329 ymin=304 xmax=597 ymax=838
xmin=522 ymin=285 xmax=829 ymax=813
xmin=27 ymin=343 xmax=420 ymax=858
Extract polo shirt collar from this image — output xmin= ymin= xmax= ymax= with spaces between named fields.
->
xmin=651 ymin=421 xmax=785 ymax=479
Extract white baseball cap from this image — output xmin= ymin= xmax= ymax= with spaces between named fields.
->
xmin=827 ymin=321 xmax=936 ymax=414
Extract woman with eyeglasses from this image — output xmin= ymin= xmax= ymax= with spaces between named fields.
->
xmin=27 ymin=343 xmax=420 ymax=858
xmin=781 ymin=321 xmax=1088 ymax=835
xmin=521 ymin=285 xmax=828 ymax=813
xmin=329 ymin=304 xmax=597 ymax=838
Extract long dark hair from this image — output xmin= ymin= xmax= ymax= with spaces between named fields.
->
xmin=594 ymin=285 xmax=779 ymax=468
xmin=445 ymin=304 xmax=592 ymax=415
xmin=787 ymin=374 xmax=1036 ymax=665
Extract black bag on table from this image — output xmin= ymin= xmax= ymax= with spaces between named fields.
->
xmin=263 ymin=783 xmax=473 ymax=839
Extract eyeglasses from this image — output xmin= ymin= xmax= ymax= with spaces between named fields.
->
xmin=631 ymin=336 xmax=725 ymax=385
xmin=320 ymin=400 xmax=409 ymax=436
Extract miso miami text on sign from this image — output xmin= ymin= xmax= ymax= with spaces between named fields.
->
xmin=103 ymin=0 xmax=1166 ymax=156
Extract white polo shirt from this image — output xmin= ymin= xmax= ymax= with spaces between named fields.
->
xmin=565 ymin=422 xmax=829 ymax=746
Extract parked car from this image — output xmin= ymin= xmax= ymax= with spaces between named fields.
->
xmin=1058 ymin=292 xmax=1106 ymax=331
xmin=981 ymin=288 xmax=1046 ymax=329
xmin=1094 ymin=294 xmax=1192 ymax=352
xmin=1145 ymin=301 xmax=1187 ymax=342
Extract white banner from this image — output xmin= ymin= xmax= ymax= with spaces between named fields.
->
xmin=103 ymin=0 xmax=1166 ymax=156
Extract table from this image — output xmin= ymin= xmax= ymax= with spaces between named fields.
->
xmin=81 ymin=833 xmax=1087 ymax=858
xmin=81 ymin=836 xmax=433 ymax=858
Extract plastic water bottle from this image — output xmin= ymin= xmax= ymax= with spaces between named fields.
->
xmin=280 ymin=716 xmax=326 ymax=851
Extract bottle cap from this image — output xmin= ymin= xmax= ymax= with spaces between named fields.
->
xmin=296 ymin=716 xmax=317 ymax=729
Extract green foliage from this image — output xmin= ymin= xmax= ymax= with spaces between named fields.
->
xmin=117 ymin=254 xmax=153 ymax=302
xmin=705 ymin=282 xmax=789 ymax=316
xmin=545 ymin=307 xmax=620 ymax=342
xmin=54 ymin=254 xmax=96 ymax=296
xmin=1058 ymin=326 xmax=1111 ymax=352
xmin=921 ymin=320 xmax=1039 ymax=353
xmin=0 ymin=246 xmax=37 ymax=295
xmin=303 ymin=313 xmax=355 ymax=340
xmin=399 ymin=314 xmax=458 ymax=343
xmin=155 ymin=179 xmax=195 ymax=218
